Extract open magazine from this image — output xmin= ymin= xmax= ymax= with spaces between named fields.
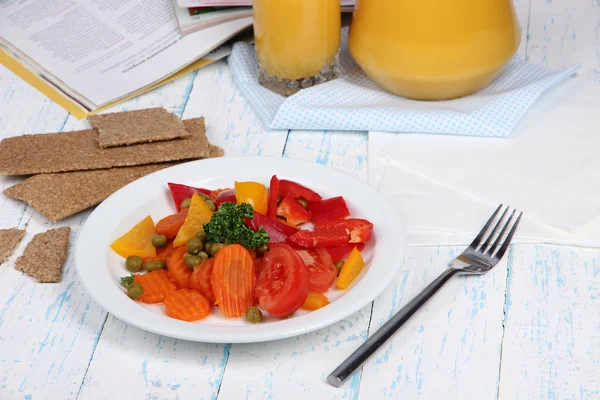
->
xmin=172 ymin=3 xmax=253 ymax=36
xmin=0 ymin=0 xmax=253 ymax=118
xmin=177 ymin=0 xmax=355 ymax=7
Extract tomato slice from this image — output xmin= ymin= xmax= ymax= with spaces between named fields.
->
xmin=168 ymin=183 xmax=212 ymax=211
xmin=255 ymin=243 xmax=309 ymax=318
xmin=279 ymin=180 xmax=322 ymax=202
xmin=308 ymin=197 xmax=350 ymax=221
xmin=245 ymin=212 xmax=298 ymax=243
xmin=267 ymin=175 xmax=280 ymax=219
xmin=277 ymin=194 xmax=311 ymax=225
xmin=295 ymin=248 xmax=337 ymax=293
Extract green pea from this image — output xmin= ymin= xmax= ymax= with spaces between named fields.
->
xmin=297 ymin=197 xmax=309 ymax=209
xmin=197 ymin=192 xmax=210 ymax=201
xmin=127 ymin=282 xmax=144 ymax=300
xmin=335 ymin=261 xmax=345 ymax=275
xmin=205 ymin=199 xmax=217 ymax=212
xmin=186 ymin=255 xmax=202 ymax=270
xmin=125 ymin=255 xmax=144 ymax=273
xmin=152 ymin=234 xmax=168 ymax=248
xmin=180 ymin=198 xmax=192 ymax=209
xmin=186 ymin=238 xmax=204 ymax=255
xmin=183 ymin=252 xmax=192 ymax=260
xmin=197 ymin=251 xmax=209 ymax=261
xmin=256 ymin=244 xmax=269 ymax=257
xmin=195 ymin=230 xmax=208 ymax=241
xmin=204 ymin=242 xmax=213 ymax=256
xmin=245 ymin=307 xmax=262 ymax=324
xmin=209 ymin=243 xmax=225 ymax=257
xmin=145 ymin=260 xmax=166 ymax=272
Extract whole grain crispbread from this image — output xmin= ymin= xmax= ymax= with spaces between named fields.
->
xmin=15 ymin=227 xmax=70 ymax=283
xmin=89 ymin=107 xmax=189 ymax=148
xmin=3 ymin=163 xmax=179 ymax=222
xmin=0 ymin=117 xmax=209 ymax=176
xmin=0 ymin=228 xmax=26 ymax=264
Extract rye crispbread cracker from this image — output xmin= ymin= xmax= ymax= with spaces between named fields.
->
xmin=0 ymin=117 xmax=209 ymax=176
xmin=15 ymin=227 xmax=70 ymax=283
xmin=89 ymin=107 xmax=189 ymax=148
xmin=3 ymin=163 xmax=178 ymax=222
xmin=0 ymin=228 xmax=26 ymax=264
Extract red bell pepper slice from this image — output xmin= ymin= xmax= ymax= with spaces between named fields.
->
xmin=267 ymin=175 xmax=280 ymax=219
xmin=279 ymin=180 xmax=322 ymax=202
xmin=314 ymin=218 xmax=374 ymax=243
xmin=326 ymin=243 xmax=366 ymax=263
xmin=277 ymin=194 xmax=312 ymax=225
xmin=215 ymin=189 xmax=236 ymax=206
xmin=167 ymin=183 xmax=212 ymax=211
xmin=245 ymin=212 xmax=299 ymax=243
xmin=308 ymin=197 xmax=350 ymax=221
xmin=288 ymin=229 xmax=349 ymax=248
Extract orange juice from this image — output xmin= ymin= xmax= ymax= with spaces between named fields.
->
xmin=253 ymin=0 xmax=341 ymax=95
xmin=348 ymin=0 xmax=521 ymax=100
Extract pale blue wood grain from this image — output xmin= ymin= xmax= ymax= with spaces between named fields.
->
xmin=499 ymin=245 xmax=600 ymax=399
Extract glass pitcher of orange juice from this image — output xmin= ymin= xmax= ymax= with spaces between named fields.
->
xmin=348 ymin=0 xmax=521 ymax=100
xmin=253 ymin=0 xmax=341 ymax=96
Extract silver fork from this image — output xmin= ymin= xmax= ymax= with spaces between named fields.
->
xmin=327 ymin=204 xmax=523 ymax=387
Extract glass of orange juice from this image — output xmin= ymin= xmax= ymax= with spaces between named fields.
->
xmin=348 ymin=0 xmax=521 ymax=100
xmin=253 ymin=0 xmax=341 ymax=96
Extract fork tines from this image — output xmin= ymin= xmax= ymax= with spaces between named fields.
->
xmin=470 ymin=204 xmax=523 ymax=259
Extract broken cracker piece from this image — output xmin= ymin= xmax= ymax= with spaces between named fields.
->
xmin=89 ymin=107 xmax=189 ymax=148
xmin=15 ymin=227 xmax=70 ymax=283
xmin=4 ymin=163 xmax=178 ymax=222
xmin=0 ymin=117 xmax=209 ymax=176
xmin=0 ymin=228 xmax=26 ymax=264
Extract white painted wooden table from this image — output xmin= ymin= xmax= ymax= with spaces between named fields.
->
xmin=1 ymin=1 xmax=600 ymax=399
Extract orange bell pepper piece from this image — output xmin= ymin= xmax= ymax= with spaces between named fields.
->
xmin=302 ymin=292 xmax=330 ymax=311
xmin=173 ymin=194 xmax=213 ymax=247
xmin=235 ymin=181 xmax=268 ymax=215
xmin=336 ymin=248 xmax=365 ymax=290
xmin=110 ymin=215 xmax=156 ymax=259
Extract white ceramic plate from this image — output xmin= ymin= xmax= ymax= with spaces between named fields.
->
xmin=75 ymin=156 xmax=406 ymax=343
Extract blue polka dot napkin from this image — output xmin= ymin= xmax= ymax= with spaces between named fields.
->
xmin=228 ymin=29 xmax=580 ymax=136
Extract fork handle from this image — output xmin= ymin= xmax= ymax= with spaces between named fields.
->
xmin=327 ymin=267 xmax=460 ymax=387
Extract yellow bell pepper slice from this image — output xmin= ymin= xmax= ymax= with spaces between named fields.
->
xmin=301 ymin=292 xmax=330 ymax=311
xmin=336 ymin=248 xmax=365 ymax=290
xmin=173 ymin=194 xmax=214 ymax=247
xmin=110 ymin=215 xmax=156 ymax=259
xmin=235 ymin=181 xmax=268 ymax=215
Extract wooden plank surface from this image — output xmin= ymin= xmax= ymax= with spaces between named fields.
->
xmin=1 ymin=0 xmax=600 ymax=397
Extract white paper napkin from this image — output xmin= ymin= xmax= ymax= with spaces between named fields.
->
xmin=371 ymin=76 xmax=600 ymax=247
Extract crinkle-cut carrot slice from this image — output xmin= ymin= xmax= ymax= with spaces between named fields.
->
xmin=164 ymin=289 xmax=211 ymax=322
xmin=173 ymin=194 xmax=213 ymax=247
xmin=133 ymin=269 xmax=176 ymax=304
xmin=156 ymin=209 xmax=188 ymax=240
xmin=111 ymin=215 xmax=156 ymax=259
xmin=167 ymin=246 xmax=191 ymax=289
xmin=189 ymin=259 xmax=216 ymax=305
xmin=211 ymin=244 xmax=255 ymax=318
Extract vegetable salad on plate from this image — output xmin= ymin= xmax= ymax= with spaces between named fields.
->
xmin=111 ymin=176 xmax=374 ymax=323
